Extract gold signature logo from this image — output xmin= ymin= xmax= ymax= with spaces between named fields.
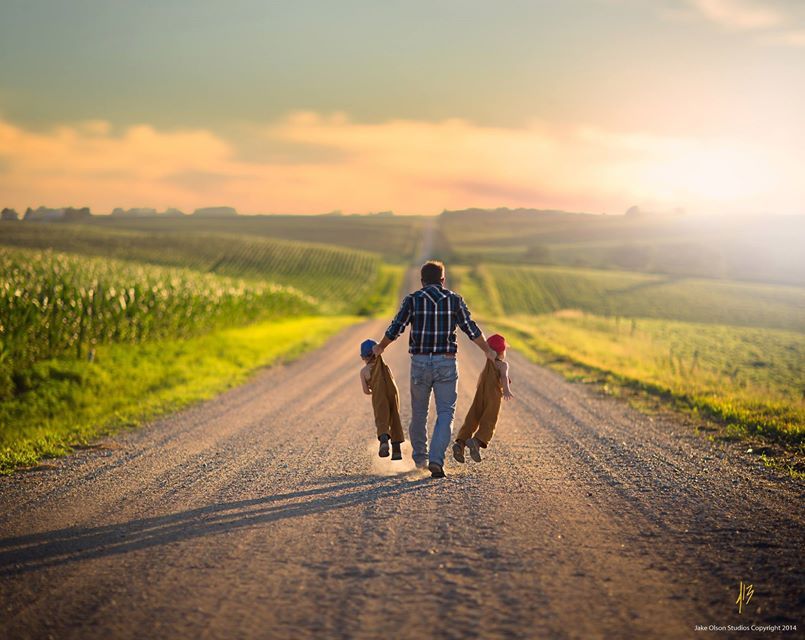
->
xmin=736 ymin=580 xmax=754 ymax=614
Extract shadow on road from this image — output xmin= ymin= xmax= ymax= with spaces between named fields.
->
xmin=0 ymin=475 xmax=428 ymax=576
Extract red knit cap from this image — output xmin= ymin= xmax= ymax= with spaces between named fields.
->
xmin=487 ymin=334 xmax=507 ymax=354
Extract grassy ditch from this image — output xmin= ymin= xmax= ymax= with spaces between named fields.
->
xmin=495 ymin=313 xmax=804 ymax=476
xmin=0 ymin=315 xmax=358 ymax=473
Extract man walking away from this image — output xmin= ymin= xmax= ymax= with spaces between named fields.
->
xmin=372 ymin=261 xmax=497 ymax=478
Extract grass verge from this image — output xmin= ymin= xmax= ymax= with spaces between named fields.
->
xmin=0 ymin=315 xmax=359 ymax=474
xmin=487 ymin=313 xmax=804 ymax=478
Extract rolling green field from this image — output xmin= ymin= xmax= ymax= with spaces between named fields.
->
xmin=473 ymin=264 xmax=804 ymax=332
xmin=0 ymin=217 xmax=407 ymax=472
xmin=452 ymin=264 xmax=804 ymax=460
xmin=2 ymin=210 xmax=802 ymax=471
xmin=445 ymin=209 xmax=804 ymax=462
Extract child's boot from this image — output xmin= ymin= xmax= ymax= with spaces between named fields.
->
xmin=467 ymin=437 xmax=483 ymax=462
xmin=391 ymin=441 xmax=402 ymax=460
xmin=378 ymin=434 xmax=390 ymax=457
xmin=452 ymin=440 xmax=466 ymax=463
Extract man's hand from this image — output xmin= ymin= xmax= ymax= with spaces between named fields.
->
xmin=485 ymin=348 xmax=497 ymax=361
xmin=373 ymin=335 xmax=392 ymax=357
xmin=503 ymin=390 xmax=514 ymax=400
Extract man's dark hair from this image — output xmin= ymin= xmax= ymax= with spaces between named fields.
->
xmin=421 ymin=260 xmax=445 ymax=285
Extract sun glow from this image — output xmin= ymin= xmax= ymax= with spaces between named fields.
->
xmin=640 ymin=144 xmax=778 ymax=204
xmin=0 ymin=113 xmax=800 ymax=215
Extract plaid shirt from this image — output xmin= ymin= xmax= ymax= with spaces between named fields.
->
xmin=385 ymin=284 xmax=482 ymax=354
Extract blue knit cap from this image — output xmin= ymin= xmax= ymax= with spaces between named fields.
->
xmin=360 ymin=339 xmax=377 ymax=358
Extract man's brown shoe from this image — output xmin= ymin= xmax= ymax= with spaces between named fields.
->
xmin=428 ymin=462 xmax=446 ymax=478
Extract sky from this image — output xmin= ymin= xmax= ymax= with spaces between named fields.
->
xmin=0 ymin=0 xmax=803 ymax=215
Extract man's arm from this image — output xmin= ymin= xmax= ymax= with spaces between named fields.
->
xmin=472 ymin=334 xmax=498 ymax=361
xmin=456 ymin=295 xmax=497 ymax=360
xmin=373 ymin=295 xmax=412 ymax=356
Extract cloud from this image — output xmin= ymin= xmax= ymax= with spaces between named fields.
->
xmin=673 ymin=0 xmax=805 ymax=46
xmin=0 ymin=113 xmax=801 ymax=215
xmin=756 ymin=27 xmax=805 ymax=46
xmin=685 ymin=0 xmax=783 ymax=30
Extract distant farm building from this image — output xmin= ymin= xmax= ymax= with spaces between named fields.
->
xmin=22 ymin=206 xmax=91 ymax=221
xmin=63 ymin=207 xmax=92 ymax=221
xmin=24 ymin=207 xmax=66 ymax=221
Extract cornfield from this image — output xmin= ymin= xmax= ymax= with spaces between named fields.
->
xmin=0 ymin=224 xmax=384 ymax=313
xmin=0 ymin=247 xmax=316 ymax=395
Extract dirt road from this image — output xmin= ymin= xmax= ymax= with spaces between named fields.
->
xmin=1 ymin=287 xmax=802 ymax=639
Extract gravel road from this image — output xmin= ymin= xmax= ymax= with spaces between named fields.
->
xmin=0 ymin=293 xmax=802 ymax=639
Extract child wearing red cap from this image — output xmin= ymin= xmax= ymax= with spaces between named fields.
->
xmin=452 ymin=333 xmax=513 ymax=463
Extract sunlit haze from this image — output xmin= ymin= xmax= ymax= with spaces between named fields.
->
xmin=1 ymin=0 xmax=803 ymax=215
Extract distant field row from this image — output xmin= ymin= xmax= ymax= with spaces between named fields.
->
xmin=0 ymin=222 xmax=393 ymax=314
xmin=83 ymin=214 xmax=424 ymax=263
xmin=467 ymin=264 xmax=804 ymax=333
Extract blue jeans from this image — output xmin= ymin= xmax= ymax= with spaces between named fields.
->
xmin=409 ymin=354 xmax=458 ymax=467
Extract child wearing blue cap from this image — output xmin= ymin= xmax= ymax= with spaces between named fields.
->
xmin=360 ymin=339 xmax=404 ymax=459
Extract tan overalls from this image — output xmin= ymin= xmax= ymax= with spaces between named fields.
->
xmin=369 ymin=355 xmax=405 ymax=443
xmin=455 ymin=358 xmax=504 ymax=446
